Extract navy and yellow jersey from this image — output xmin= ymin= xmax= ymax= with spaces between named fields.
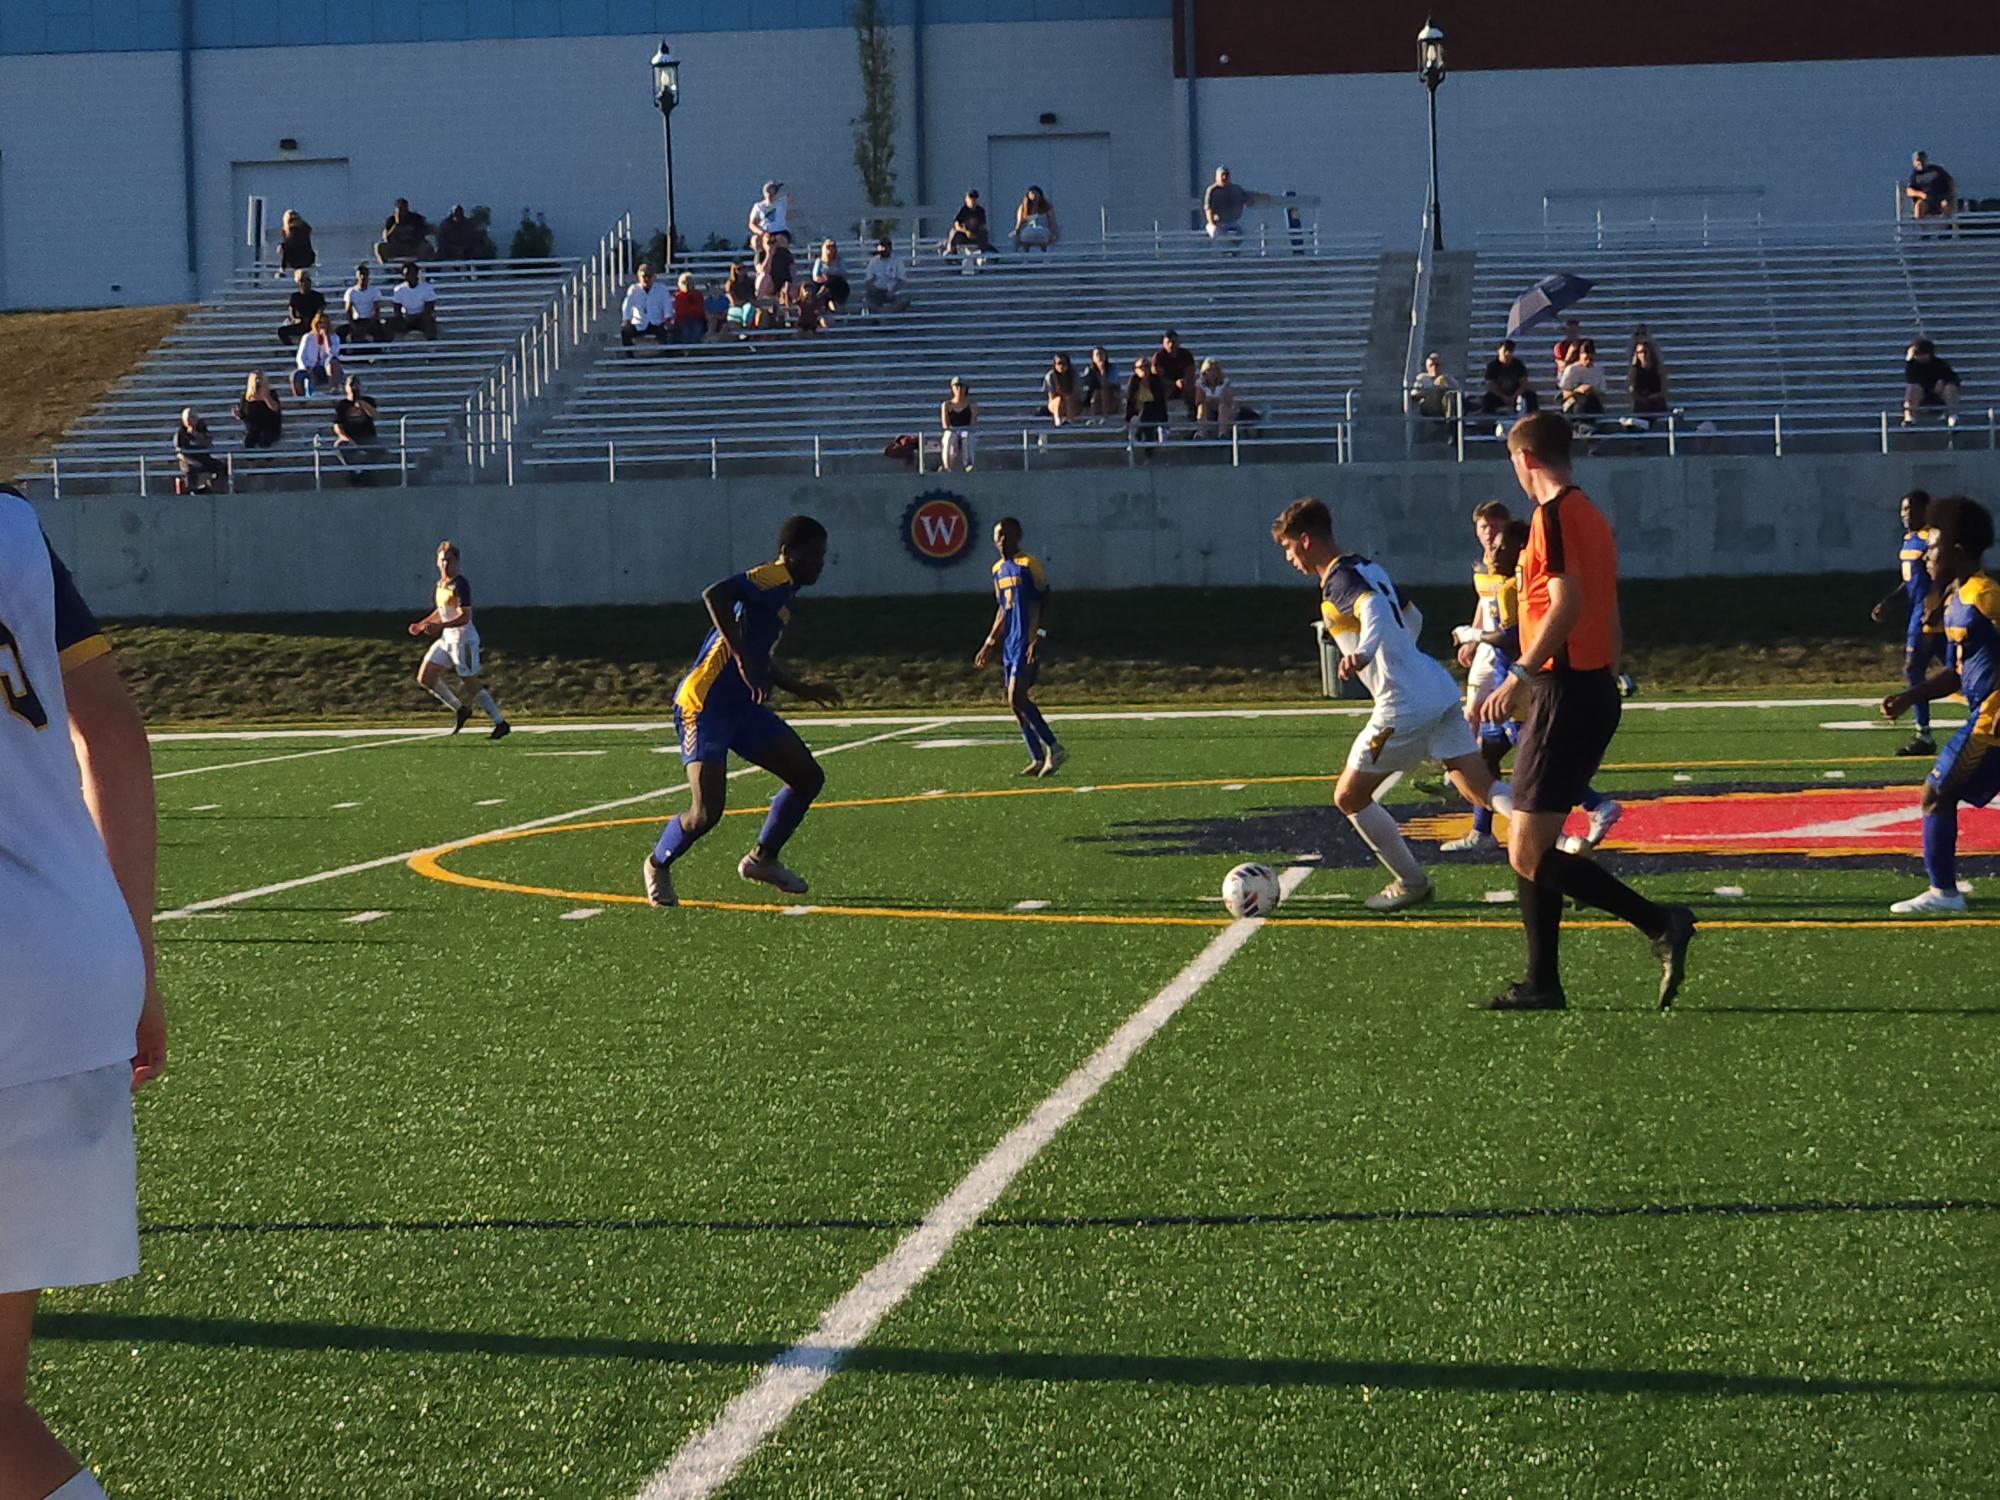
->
xmin=435 ymin=573 xmax=472 ymax=626
xmin=1900 ymin=530 xmax=1940 ymax=637
xmin=1472 ymin=562 xmax=1521 ymax=664
xmin=1944 ymin=573 xmax=2000 ymax=739
xmin=1320 ymin=553 xmax=1457 ymax=716
xmin=992 ymin=553 xmax=1048 ymax=661
xmin=675 ymin=560 xmax=797 ymax=717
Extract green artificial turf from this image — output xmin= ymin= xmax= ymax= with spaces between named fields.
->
xmin=107 ymin=570 xmax=1920 ymax=724
xmin=29 ymin=701 xmax=2000 ymax=1497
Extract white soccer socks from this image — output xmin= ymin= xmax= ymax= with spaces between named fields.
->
xmin=1349 ymin=800 xmax=1427 ymax=889
xmin=473 ymin=689 xmax=503 ymax=725
xmin=427 ymin=681 xmax=463 ymax=711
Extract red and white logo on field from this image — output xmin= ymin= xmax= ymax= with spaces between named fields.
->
xmin=1605 ymin=786 xmax=2000 ymax=856
xmin=900 ymin=490 xmax=976 ymax=567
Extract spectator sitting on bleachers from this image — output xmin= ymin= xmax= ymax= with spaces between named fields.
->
xmin=1408 ymin=351 xmax=1458 ymax=441
xmin=173 ymin=409 xmax=226 ymax=494
xmin=944 ymin=191 xmax=991 ymax=257
xmin=757 ymin=232 xmax=796 ymax=312
xmin=377 ymin=199 xmax=432 ymax=263
xmin=232 ymin=372 xmax=284 ymax=450
xmin=812 ymin=240 xmax=850 ymax=311
xmin=341 ymin=265 xmax=389 ymax=342
xmin=1043 ymin=353 xmax=1079 ymax=426
xmin=1904 ymin=338 xmax=1962 ymax=425
xmin=748 ymin=181 xmax=790 ymax=251
xmin=1196 ymin=358 xmax=1238 ymax=435
xmin=332 ymin=376 xmax=385 ymax=483
xmin=277 ymin=270 xmax=326 ymax=345
xmin=794 ymin=279 xmax=833 ymax=337
xmin=724 ymin=262 xmax=760 ymax=329
xmin=276 ymin=210 xmax=315 ymax=277
xmin=1906 ymin=152 xmax=1956 ymax=220
xmin=435 ymin=204 xmax=481 ymax=260
xmin=1552 ymin=318 xmax=1594 ymax=383
xmin=1628 ymin=328 xmax=1670 ymax=415
xmin=1012 ymin=187 xmax=1059 ymax=252
xmin=620 ymin=263 xmax=670 ymax=348
xmin=671 ymin=272 xmax=708 ymax=345
xmin=1082 ymin=347 xmax=1119 ymax=421
xmin=1480 ymin=339 xmax=1538 ymax=418
xmin=941 ymin=379 xmax=979 ymax=471
xmin=293 ymin=314 xmax=344 ymax=397
xmin=863 ymin=240 xmax=911 ymax=313
xmin=385 ymin=261 xmax=440 ymax=340
xmin=1125 ymin=357 xmax=1170 ymax=445
xmin=1204 ymin=166 xmax=1251 ymax=244
xmin=1152 ymin=330 xmax=1198 ymax=424
xmin=1559 ymin=346 xmax=1609 ymax=421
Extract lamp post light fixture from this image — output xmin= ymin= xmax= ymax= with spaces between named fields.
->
xmin=650 ymin=39 xmax=681 ymax=265
xmin=1417 ymin=21 xmax=1446 ymax=251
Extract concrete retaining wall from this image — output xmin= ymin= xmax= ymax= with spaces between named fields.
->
xmin=34 ymin=451 xmax=2000 ymax=619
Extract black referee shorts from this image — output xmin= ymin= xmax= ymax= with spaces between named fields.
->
xmin=1514 ymin=667 xmax=1621 ymax=814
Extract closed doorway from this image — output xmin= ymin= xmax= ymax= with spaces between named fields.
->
xmin=231 ymin=158 xmax=355 ymax=271
xmin=987 ymin=133 xmax=1111 ymax=244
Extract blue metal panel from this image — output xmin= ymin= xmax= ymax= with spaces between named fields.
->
xmin=511 ymin=0 xmax=561 ymax=36
xmin=369 ymin=0 xmax=421 ymax=41
xmin=603 ymin=0 xmax=657 ymax=30
xmin=276 ymin=1 xmax=331 ymax=46
xmin=229 ymin=0 xmax=280 ymax=47
xmin=419 ymin=0 xmax=469 ymax=39
xmin=137 ymin=0 xmax=181 ymax=49
xmin=558 ymin=0 xmax=609 ymax=34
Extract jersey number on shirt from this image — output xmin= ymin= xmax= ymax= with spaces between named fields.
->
xmin=0 ymin=616 xmax=50 ymax=730
xmin=1351 ymin=559 xmax=1408 ymax=631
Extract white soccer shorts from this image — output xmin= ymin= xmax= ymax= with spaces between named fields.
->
xmin=0 ymin=1062 xmax=138 ymax=1294
xmin=422 ymin=626 xmax=480 ymax=678
xmin=1346 ymin=698 xmax=1479 ymax=776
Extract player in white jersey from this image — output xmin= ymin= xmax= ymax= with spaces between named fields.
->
xmin=1272 ymin=496 xmax=1497 ymax=911
xmin=409 ymin=539 xmax=509 ymax=738
xmin=0 ymin=485 xmax=163 ymax=1500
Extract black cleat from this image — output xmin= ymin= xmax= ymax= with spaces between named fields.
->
xmin=1652 ymin=904 xmax=1696 ymax=1009
xmin=1482 ymin=981 xmax=1568 ymax=1011
xmin=451 ymin=703 xmax=474 ymax=734
xmin=490 ymin=720 xmax=512 ymax=740
xmin=1896 ymin=733 xmax=1937 ymax=757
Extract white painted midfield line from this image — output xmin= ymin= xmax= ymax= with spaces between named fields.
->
xmin=146 ymin=697 xmax=1882 ymax=746
xmin=639 ymin=864 xmax=1315 ymax=1500
xmin=155 ymin=721 xmax=946 ymax=922
xmin=154 ymin=734 xmax=438 ymax=780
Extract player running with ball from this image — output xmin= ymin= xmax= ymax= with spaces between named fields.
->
xmin=408 ymin=540 xmax=509 ymax=738
xmin=644 ymin=515 xmax=844 ymax=907
xmin=1271 ymin=497 xmax=1498 ymax=911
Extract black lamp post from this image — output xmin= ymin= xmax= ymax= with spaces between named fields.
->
xmin=650 ymin=39 xmax=682 ymax=265
xmin=1418 ymin=22 xmax=1446 ymax=251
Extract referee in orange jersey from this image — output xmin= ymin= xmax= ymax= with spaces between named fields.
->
xmin=1478 ymin=413 xmax=1695 ymax=1009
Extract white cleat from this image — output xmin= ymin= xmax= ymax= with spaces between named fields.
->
xmin=1038 ymin=743 xmax=1069 ymax=778
xmin=1439 ymin=829 xmax=1498 ymax=854
xmin=1018 ymin=758 xmax=1045 ymax=777
xmin=1890 ymin=887 xmax=1968 ymax=916
xmin=1365 ymin=878 xmax=1436 ymax=913
xmin=1583 ymin=798 xmax=1624 ymax=849
xmin=738 ymin=852 xmax=808 ymax=895
xmin=642 ymin=855 xmax=678 ymax=908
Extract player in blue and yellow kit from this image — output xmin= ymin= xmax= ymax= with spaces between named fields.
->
xmin=1871 ymin=489 xmax=1944 ymax=756
xmin=643 ymin=515 xmax=843 ymax=907
xmin=974 ymin=517 xmax=1066 ymax=776
xmin=1881 ymin=495 xmax=1999 ymax=915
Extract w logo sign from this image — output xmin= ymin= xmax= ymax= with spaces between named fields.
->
xmin=901 ymin=491 xmax=977 ymax=568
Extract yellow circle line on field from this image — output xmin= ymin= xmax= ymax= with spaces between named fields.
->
xmin=405 ymin=777 xmax=2000 ymax=931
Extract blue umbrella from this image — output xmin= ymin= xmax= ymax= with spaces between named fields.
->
xmin=1506 ymin=273 xmax=1594 ymax=339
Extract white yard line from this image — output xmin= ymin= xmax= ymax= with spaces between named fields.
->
xmin=637 ymin=864 xmax=1315 ymax=1500
xmin=147 ymin=698 xmax=1885 ymax=745
xmin=155 ymin=721 xmax=945 ymax=922
xmin=154 ymin=734 xmax=439 ymax=780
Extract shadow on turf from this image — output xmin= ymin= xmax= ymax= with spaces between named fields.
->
xmin=33 ymin=1310 xmax=1999 ymax=1399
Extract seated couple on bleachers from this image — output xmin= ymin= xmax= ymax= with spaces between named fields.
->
xmin=621 ymin=263 xmax=713 ymax=348
xmin=336 ymin=263 xmax=440 ymax=342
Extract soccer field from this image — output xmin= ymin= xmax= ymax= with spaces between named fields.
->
xmin=33 ymin=700 xmax=2000 ymax=1499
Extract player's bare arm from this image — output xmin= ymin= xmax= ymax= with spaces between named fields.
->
xmin=1882 ymin=665 xmax=1961 ymax=720
xmin=65 ymin=651 xmax=165 ymax=1091
xmin=701 ymin=576 xmax=762 ymax=696
xmin=1025 ymin=594 xmax=1047 ymax=664
xmin=974 ymin=603 xmax=1006 ymax=668
xmin=769 ymin=661 xmax=843 ymax=707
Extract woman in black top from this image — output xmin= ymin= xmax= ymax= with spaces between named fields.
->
xmin=1627 ymin=328 xmax=1669 ymax=415
xmin=1042 ymin=353 xmax=1079 ymax=426
xmin=232 ymin=371 xmax=284 ymax=449
xmin=1125 ymin=357 xmax=1169 ymax=444
xmin=1081 ymin=346 xmax=1118 ymax=421
xmin=277 ymin=210 xmax=316 ymax=276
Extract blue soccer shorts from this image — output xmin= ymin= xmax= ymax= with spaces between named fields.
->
xmin=1930 ymin=725 xmax=2000 ymax=808
xmin=675 ymin=698 xmax=787 ymax=766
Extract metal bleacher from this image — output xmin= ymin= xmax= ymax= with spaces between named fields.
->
xmin=516 ymin=224 xmax=1384 ymax=480
xmin=16 ymin=256 xmax=583 ymax=496
xmin=1457 ymin=215 xmax=2000 ymax=456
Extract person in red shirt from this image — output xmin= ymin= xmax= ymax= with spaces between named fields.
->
xmin=670 ymin=271 xmax=709 ymax=345
xmin=1478 ymin=412 xmax=1695 ymax=1010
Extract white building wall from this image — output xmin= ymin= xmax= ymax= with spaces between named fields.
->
xmin=0 ymin=50 xmax=191 ymax=307
xmin=1194 ymin=55 xmax=2000 ymax=243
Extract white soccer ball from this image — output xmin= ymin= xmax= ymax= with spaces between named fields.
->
xmin=1221 ymin=862 xmax=1282 ymax=919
